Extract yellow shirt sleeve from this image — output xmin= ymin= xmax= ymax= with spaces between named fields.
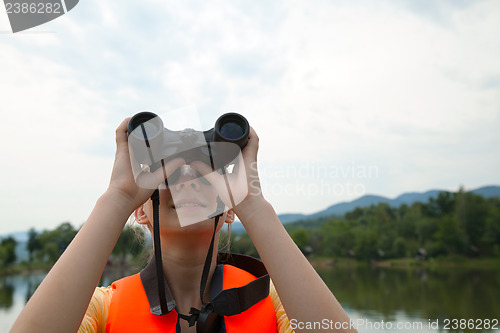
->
xmin=79 ymin=281 xmax=295 ymax=333
xmin=78 ymin=286 xmax=113 ymax=333
xmin=270 ymin=279 xmax=295 ymax=333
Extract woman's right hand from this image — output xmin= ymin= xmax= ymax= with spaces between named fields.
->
xmin=106 ymin=117 xmax=185 ymax=213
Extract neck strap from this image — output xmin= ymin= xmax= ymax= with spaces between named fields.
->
xmin=148 ymin=160 xmax=268 ymax=333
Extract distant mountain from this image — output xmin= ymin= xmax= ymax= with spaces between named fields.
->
xmin=472 ymin=185 xmax=500 ymax=198
xmin=278 ymin=185 xmax=500 ymax=225
xmin=278 ymin=213 xmax=307 ymax=223
xmin=230 ymin=185 xmax=500 ymax=233
xmin=3 ymin=186 xmax=500 ymax=238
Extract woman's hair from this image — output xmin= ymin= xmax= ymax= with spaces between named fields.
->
xmin=126 ymin=214 xmax=153 ymax=264
xmin=218 ymin=222 xmax=232 ymax=253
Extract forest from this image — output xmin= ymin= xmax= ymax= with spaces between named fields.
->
xmin=284 ymin=188 xmax=500 ymax=261
xmin=1 ymin=188 xmax=499 ymax=271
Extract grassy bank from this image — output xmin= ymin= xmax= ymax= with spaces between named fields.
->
xmin=309 ymin=256 xmax=500 ymax=270
xmin=0 ymin=261 xmax=53 ymax=276
xmin=3 ymin=256 xmax=500 ymax=276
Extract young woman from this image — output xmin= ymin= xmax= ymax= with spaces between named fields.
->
xmin=11 ymin=117 xmax=356 ymax=333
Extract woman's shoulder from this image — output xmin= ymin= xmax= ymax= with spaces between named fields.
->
xmin=78 ymin=286 xmax=113 ymax=333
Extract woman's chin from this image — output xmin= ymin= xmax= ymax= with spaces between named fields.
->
xmin=174 ymin=208 xmax=215 ymax=228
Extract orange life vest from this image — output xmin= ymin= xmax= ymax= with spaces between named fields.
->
xmin=106 ymin=264 xmax=277 ymax=332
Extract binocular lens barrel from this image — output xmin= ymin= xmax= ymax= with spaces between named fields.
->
xmin=127 ymin=112 xmax=164 ymax=164
xmin=127 ymin=112 xmax=162 ymax=138
xmin=214 ymin=113 xmax=250 ymax=149
xmin=220 ymin=122 xmax=245 ymax=140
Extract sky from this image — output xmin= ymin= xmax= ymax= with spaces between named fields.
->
xmin=0 ymin=0 xmax=499 ymax=235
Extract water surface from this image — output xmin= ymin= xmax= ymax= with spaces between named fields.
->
xmin=2 ymin=265 xmax=499 ymax=332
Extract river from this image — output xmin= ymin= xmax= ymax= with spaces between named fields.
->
xmin=2 ymin=265 xmax=499 ymax=332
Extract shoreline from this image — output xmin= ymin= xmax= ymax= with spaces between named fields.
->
xmin=3 ymin=256 xmax=500 ymax=276
xmin=309 ymin=256 xmax=500 ymax=270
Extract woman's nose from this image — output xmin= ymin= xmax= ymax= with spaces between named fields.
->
xmin=175 ymin=178 xmax=201 ymax=192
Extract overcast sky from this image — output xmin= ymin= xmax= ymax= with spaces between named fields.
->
xmin=0 ymin=0 xmax=499 ymax=235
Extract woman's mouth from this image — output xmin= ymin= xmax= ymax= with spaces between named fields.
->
xmin=174 ymin=201 xmax=207 ymax=209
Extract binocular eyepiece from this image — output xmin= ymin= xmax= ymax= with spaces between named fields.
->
xmin=127 ymin=111 xmax=250 ymax=176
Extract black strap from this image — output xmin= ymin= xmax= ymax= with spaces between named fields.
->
xmin=178 ymin=307 xmax=201 ymax=327
xmin=211 ymin=253 xmax=270 ymax=316
xmin=151 ymin=189 xmax=169 ymax=315
xmin=217 ymin=253 xmax=269 ymax=277
xmin=200 ymin=214 xmax=221 ymax=304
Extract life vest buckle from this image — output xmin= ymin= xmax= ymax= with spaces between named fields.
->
xmin=196 ymin=302 xmax=222 ymax=333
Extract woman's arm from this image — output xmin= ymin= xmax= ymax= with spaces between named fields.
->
xmin=236 ymin=198 xmax=356 ymax=333
xmin=11 ymin=118 xmax=184 ymax=333
xmin=10 ymin=191 xmax=133 ymax=333
xmin=194 ymin=127 xmax=356 ymax=333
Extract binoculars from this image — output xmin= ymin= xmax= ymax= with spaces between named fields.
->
xmin=127 ymin=111 xmax=250 ymax=179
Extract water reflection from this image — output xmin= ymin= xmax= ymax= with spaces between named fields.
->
xmin=1 ymin=266 xmax=499 ymax=332
xmin=0 ymin=280 xmax=14 ymax=309
xmin=317 ymin=266 xmax=500 ymax=332
xmin=0 ymin=272 xmax=46 ymax=332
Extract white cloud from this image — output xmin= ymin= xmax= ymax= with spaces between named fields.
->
xmin=0 ymin=42 xmax=112 ymax=234
xmin=0 ymin=0 xmax=499 ymax=232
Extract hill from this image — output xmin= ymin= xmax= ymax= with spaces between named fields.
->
xmin=3 ymin=186 xmax=499 ymax=238
xmin=231 ymin=185 xmax=500 ymax=233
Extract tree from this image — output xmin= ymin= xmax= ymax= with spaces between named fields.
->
xmin=462 ymin=193 xmax=488 ymax=250
xmin=353 ymin=227 xmax=378 ymax=261
xmin=392 ymin=237 xmax=407 ymax=258
xmin=321 ymin=219 xmax=354 ymax=257
xmin=231 ymin=233 xmax=258 ymax=258
xmin=434 ymin=215 xmax=467 ymax=255
xmin=0 ymin=237 xmax=17 ymax=267
xmin=38 ymin=222 xmax=77 ymax=263
xmin=481 ymin=198 xmax=500 ymax=256
xmin=290 ymin=228 xmax=310 ymax=252
xmin=27 ymin=228 xmax=41 ymax=264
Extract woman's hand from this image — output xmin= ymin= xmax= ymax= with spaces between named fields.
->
xmin=191 ymin=126 xmax=265 ymax=222
xmin=107 ymin=117 xmax=185 ymax=213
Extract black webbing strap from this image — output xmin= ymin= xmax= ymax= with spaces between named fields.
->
xmin=217 ymin=253 xmax=269 ymax=277
xmin=200 ymin=215 xmax=221 ymax=304
xmin=211 ymin=253 xmax=270 ymax=316
xmin=151 ymin=189 xmax=169 ymax=315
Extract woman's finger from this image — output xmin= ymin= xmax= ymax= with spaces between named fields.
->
xmin=242 ymin=126 xmax=259 ymax=161
xmin=115 ymin=117 xmax=131 ymax=148
xmin=190 ymin=161 xmax=225 ymax=188
xmin=136 ymin=158 xmax=186 ymax=189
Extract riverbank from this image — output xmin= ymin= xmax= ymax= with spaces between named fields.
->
xmin=0 ymin=262 xmax=50 ymax=276
xmin=4 ymin=256 xmax=500 ymax=276
xmin=309 ymin=256 xmax=500 ymax=270
xmin=0 ymin=261 xmax=144 ymax=277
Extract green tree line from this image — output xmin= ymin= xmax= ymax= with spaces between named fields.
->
xmin=3 ymin=188 xmax=498 ymax=270
xmin=0 ymin=222 xmax=149 ymax=270
xmin=281 ymin=188 xmax=500 ymax=261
